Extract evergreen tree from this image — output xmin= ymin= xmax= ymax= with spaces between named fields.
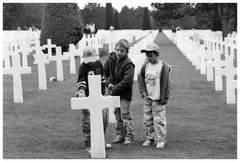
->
xmin=195 ymin=3 xmax=237 ymax=38
xmin=104 ymin=3 xmax=113 ymax=30
xmin=119 ymin=6 xmax=134 ymax=29
xmin=133 ymin=7 xmax=145 ymax=29
xmin=142 ymin=7 xmax=151 ymax=30
xmin=40 ymin=3 xmax=83 ymax=52
xmin=3 ymin=3 xmax=44 ymax=30
xmin=113 ymin=11 xmax=120 ymax=30
xmin=80 ymin=3 xmax=105 ymax=29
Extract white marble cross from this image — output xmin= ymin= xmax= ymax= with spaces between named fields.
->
xmin=77 ymin=40 xmax=85 ymax=64
xmin=215 ymin=55 xmax=237 ymax=104
xmin=33 ymin=40 xmax=49 ymax=90
xmin=200 ymin=48 xmax=207 ymax=75
xmin=71 ymin=75 xmax=120 ymax=158
xmin=206 ymin=50 xmax=225 ymax=91
xmin=48 ymin=46 xmax=69 ymax=81
xmin=108 ymin=107 xmax=116 ymax=123
xmin=63 ymin=44 xmax=81 ymax=74
xmin=43 ymin=39 xmax=56 ymax=57
xmin=228 ymin=80 xmax=237 ymax=104
xmin=205 ymin=49 xmax=215 ymax=81
xmin=3 ymin=54 xmax=31 ymax=103
xmin=3 ymin=42 xmax=11 ymax=68
xmin=18 ymin=40 xmax=32 ymax=67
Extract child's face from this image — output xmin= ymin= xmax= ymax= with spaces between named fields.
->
xmin=146 ymin=51 xmax=158 ymax=64
xmin=115 ymin=45 xmax=127 ymax=59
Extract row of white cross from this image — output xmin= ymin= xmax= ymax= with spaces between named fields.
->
xmin=164 ymin=30 xmax=237 ymax=104
xmin=3 ymin=30 xmax=153 ymax=103
xmin=3 ymin=29 xmax=155 ymax=158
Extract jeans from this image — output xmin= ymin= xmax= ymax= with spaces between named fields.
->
xmin=143 ymin=98 xmax=167 ymax=142
xmin=114 ymin=99 xmax=135 ymax=140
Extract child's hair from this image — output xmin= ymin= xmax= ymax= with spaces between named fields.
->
xmin=115 ymin=39 xmax=130 ymax=53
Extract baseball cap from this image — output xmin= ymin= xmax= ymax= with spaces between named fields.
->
xmin=140 ymin=43 xmax=160 ymax=53
xmin=82 ymin=46 xmax=99 ymax=63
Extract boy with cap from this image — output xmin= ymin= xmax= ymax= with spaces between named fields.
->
xmin=138 ymin=42 xmax=172 ymax=149
xmin=75 ymin=46 xmax=111 ymax=153
xmin=104 ymin=39 xmax=135 ymax=145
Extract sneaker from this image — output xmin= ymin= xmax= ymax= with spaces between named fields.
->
xmin=123 ymin=138 xmax=134 ymax=145
xmin=112 ymin=135 xmax=125 ymax=143
xmin=84 ymin=146 xmax=91 ymax=153
xmin=142 ymin=139 xmax=155 ymax=146
xmin=156 ymin=141 xmax=166 ymax=148
xmin=105 ymin=143 xmax=112 ymax=149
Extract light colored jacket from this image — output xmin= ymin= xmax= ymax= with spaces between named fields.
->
xmin=138 ymin=61 xmax=172 ymax=105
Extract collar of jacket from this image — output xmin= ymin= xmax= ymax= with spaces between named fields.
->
xmin=143 ymin=59 xmax=171 ymax=70
xmin=110 ymin=52 xmax=128 ymax=62
xmin=83 ymin=61 xmax=98 ymax=67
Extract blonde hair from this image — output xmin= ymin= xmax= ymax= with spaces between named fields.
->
xmin=115 ymin=39 xmax=130 ymax=53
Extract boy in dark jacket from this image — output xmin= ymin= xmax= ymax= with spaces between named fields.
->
xmin=104 ymin=39 xmax=135 ymax=145
xmin=138 ymin=43 xmax=172 ymax=149
xmin=75 ymin=46 xmax=110 ymax=153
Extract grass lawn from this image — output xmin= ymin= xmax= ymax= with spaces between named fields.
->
xmin=3 ymin=33 xmax=237 ymax=159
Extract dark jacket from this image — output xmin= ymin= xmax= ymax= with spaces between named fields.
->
xmin=76 ymin=60 xmax=105 ymax=96
xmin=138 ymin=61 xmax=172 ymax=105
xmin=103 ymin=52 xmax=135 ymax=101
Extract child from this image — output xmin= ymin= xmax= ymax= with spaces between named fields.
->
xmin=75 ymin=46 xmax=110 ymax=153
xmin=138 ymin=42 xmax=172 ymax=149
xmin=104 ymin=39 xmax=135 ymax=145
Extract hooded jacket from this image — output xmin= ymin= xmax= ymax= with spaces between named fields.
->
xmin=138 ymin=60 xmax=172 ymax=105
xmin=103 ymin=52 xmax=135 ymax=101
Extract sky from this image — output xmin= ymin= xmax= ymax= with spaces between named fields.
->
xmin=77 ymin=0 xmax=240 ymax=12
xmin=77 ymin=0 xmax=153 ymax=12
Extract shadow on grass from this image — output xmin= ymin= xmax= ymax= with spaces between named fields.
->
xmin=3 ymin=32 xmax=237 ymax=159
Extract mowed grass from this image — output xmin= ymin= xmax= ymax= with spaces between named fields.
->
xmin=3 ymin=33 xmax=237 ymax=159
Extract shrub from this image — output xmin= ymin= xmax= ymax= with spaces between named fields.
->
xmin=40 ymin=3 xmax=83 ymax=52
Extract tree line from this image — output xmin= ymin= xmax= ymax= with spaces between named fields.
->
xmin=151 ymin=3 xmax=237 ymax=38
xmin=3 ymin=3 xmax=151 ymax=30
xmin=3 ymin=3 xmax=237 ymax=52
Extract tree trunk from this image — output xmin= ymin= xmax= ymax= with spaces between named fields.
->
xmin=221 ymin=18 xmax=229 ymax=39
xmin=218 ymin=4 xmax=229 ymax=40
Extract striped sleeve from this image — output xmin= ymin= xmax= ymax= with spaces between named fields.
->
xmin=76 ymin=64 xmax=87 ymax=91
xmin=76 ymin=81 xmax=87 ymax=91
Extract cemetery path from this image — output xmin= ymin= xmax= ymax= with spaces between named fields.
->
xmin=3 ymin=32 xmax=236 ymax=159
xmin=105 ymin=32 xmax=237 ymax=159
xmin=152 ymin=32 xmax=237 ymax=158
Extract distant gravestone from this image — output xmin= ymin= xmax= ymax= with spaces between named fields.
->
xmin=43 ymin=39 xmax=56 ymax=57
xmin=3 ymin=54 xmax=31 ymax=103
xmin=48 ymin=46 xmax=69 ymax=81
xmin=71 ymin=75 xmax=120 ymax=158
xmin=33 ymin=40 xmax=49 ymax=90
xmin=63 ymin=44 xmax=81 ymax=74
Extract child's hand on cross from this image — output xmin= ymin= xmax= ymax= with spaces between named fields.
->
xmin=106 ymin=83 xmax=114 ymax=95
xmin=141 ymin=92 xmax=149 ymax=99
xmin=108 ymin=83 xmax=114 ymax=90
xmin=75 ymin=89 xmax=86 ymax=97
